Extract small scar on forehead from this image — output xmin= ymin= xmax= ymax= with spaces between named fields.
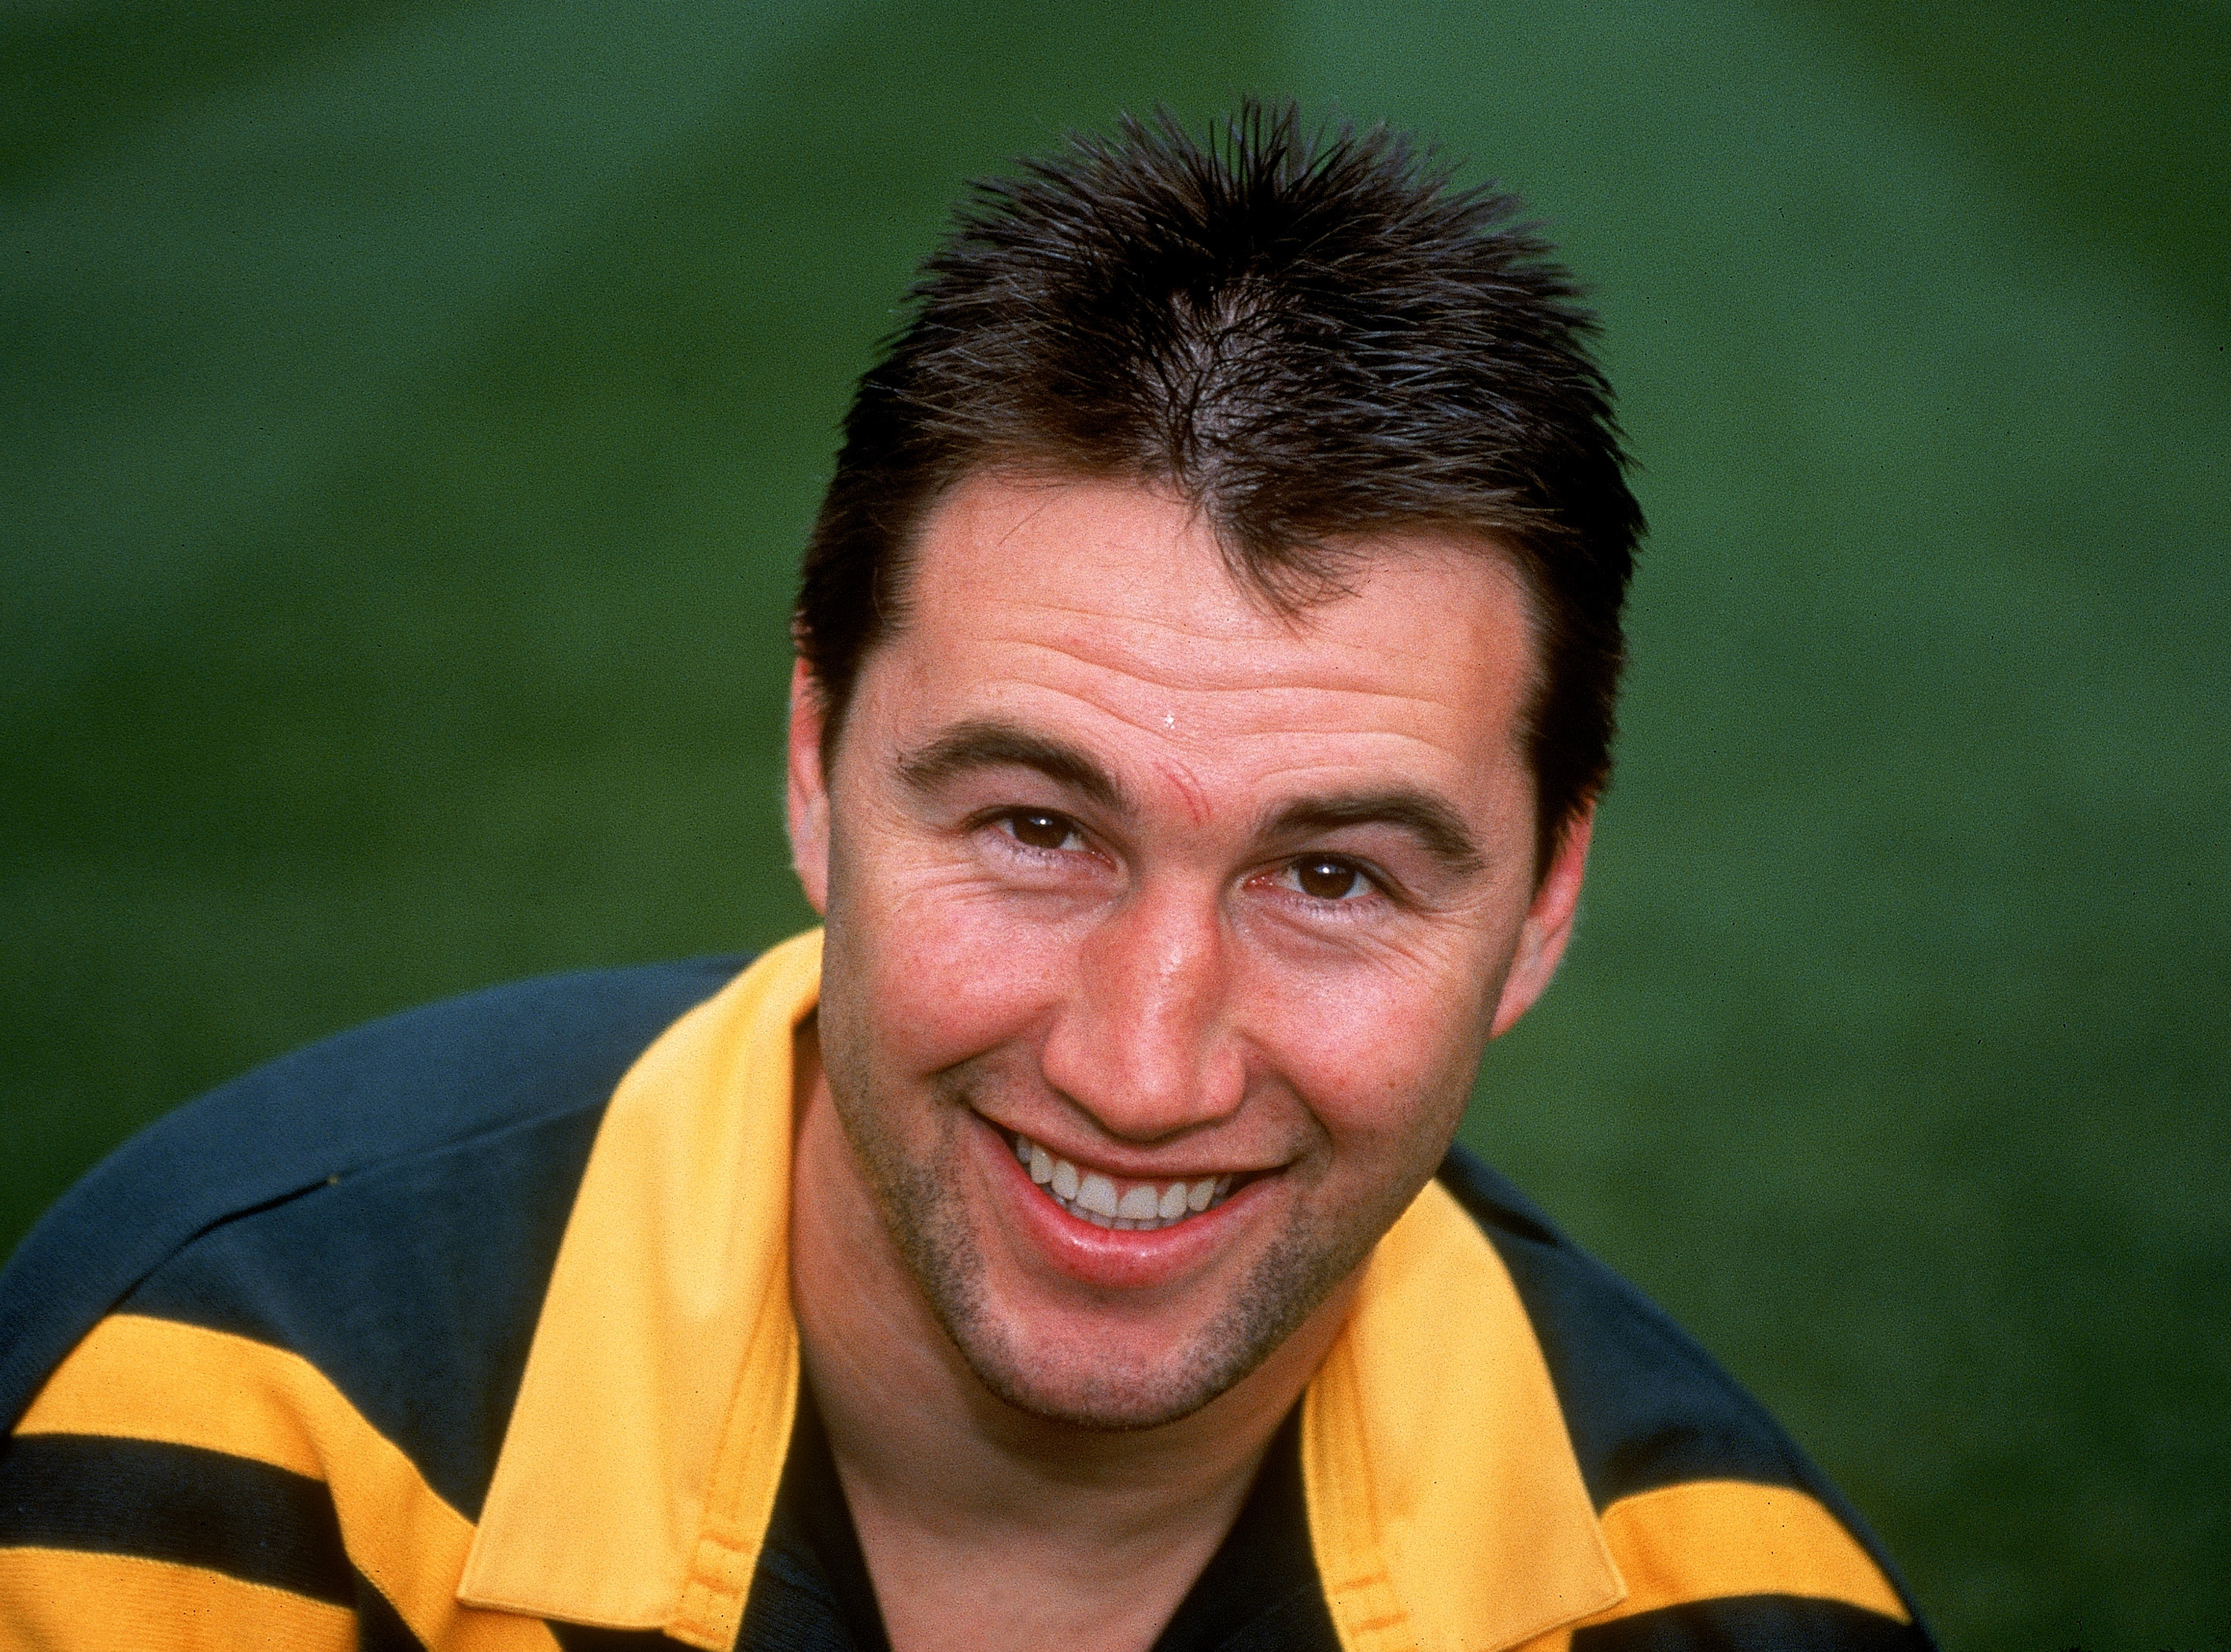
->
xmin=1157 ymin=759 xmax=1211 ymax=826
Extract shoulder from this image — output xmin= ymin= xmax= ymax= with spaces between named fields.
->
xmin=1435 ymin=1145 xmax=1937 ymax=1650
xmin=0 ymin=955 xmax=748 ymax=1443
xmin=1437 ymin=1146 xmax=1814 ymax=1500
xmin=0 ymin=956 xmax=748 ymax=1646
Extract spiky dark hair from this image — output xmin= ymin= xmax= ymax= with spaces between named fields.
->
xmin=794 ymin=101 xmax=1642 ymax=872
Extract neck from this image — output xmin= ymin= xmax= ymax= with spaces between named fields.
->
xmin=785 ymin=1033 xmax=1355 ymax=1652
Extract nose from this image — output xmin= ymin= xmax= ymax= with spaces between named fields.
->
xmin=1037 ymin=875 xmax=1247 ymax=1144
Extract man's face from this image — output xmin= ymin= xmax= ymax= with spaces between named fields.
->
xmin=789 ymin=471 xmax=1587 ymax=1431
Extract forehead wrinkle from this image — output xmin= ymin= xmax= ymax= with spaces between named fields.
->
xmin=939 ymin=645 xmax=1516 ymax=782
xmin=975 ymin=578 xmax=1356 ymax=640
xmin=944 ymin=548 xmax=1530 ymax=651
xmin=983 ymin=634 xmax=1480 ymax=711
xmin=966 ymin=605 xmax=1304 ymax=672
xmin=967 ymin=679 xmax=1504 ymax=800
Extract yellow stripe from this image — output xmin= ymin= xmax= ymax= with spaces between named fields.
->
xmin=1302 ymin=1181 xmax=1622 ymax=1652
xmin=1583 ymin=1480 xmax=1910 ymax=1624
xmin=22 ymin=1314 xmax=325 ymax=1476
xmin=668 ymin=1262 xmax=800 ymax=1652
xmin=462 ymin=930 xmax=823 ymax=1635
xmin=17 ymin=1314 xmax=557 ymax=1652
xmin=0 ymin=1547 xmax=354 ymax=1652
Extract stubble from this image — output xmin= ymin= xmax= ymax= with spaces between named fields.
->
xmin=825 ymin=1067 xmax=1372 ymax=1432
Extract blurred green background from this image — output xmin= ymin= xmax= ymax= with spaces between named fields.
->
xmin=3 ymin=2 xmax=2224 ymax=1644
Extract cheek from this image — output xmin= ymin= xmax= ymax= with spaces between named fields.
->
xmin=823 ymin=857 xmax=1077 ymax=1081
xmin=1244 ymin=946 xmax=1497 ymax=1162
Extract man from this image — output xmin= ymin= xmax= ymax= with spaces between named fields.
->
xmin=0 ymin=106 xmax=1933 ymax=1650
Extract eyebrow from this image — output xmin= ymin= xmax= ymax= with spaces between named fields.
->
xmin=1263 ymin=793 xmax=1487 ymax=878
xmin=896 ymin=720 xmax=1487 ymax=878
xmin=895 ymin=720 xmax=1128 ymax=814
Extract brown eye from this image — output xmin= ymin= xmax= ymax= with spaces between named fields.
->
xmin=1295 ymin=858 xmax=1363 ymax=900
xmin=1007 ymin=811 xmax=1074 ymax=851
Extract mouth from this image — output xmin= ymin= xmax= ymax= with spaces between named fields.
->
xmin=1007 ymin=1130 xmax=1240 ymax=1233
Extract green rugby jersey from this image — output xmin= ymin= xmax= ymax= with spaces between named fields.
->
xmin=0 ymin=933 xmax=1933 ymax=1650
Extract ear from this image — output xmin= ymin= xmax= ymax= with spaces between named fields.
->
xmin=1487 ymin=803 xmax=1594 ymax=1038
xmin=786 ymin=656 xmax=833 ymax=915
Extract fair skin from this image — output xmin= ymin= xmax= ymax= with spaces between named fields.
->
xmin=785 ymin=471 xmax=1592 ymax=1652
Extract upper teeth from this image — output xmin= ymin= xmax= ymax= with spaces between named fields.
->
xmin=1012 ymin=1133 xmax=1234 ymax=1232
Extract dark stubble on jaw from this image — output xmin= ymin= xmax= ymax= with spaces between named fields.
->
xmin=827 ymin=1070 xmax=1373 ymax=1433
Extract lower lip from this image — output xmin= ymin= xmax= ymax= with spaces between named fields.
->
xmin=971 ymin=1117 xmax=1265 ymax=1292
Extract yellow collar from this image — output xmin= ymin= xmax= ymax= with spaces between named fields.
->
xmin=458 ymin=929 xmax=1621 ymax=1650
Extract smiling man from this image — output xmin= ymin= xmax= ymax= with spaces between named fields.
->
xmin=0 ymin=109 xmax=1932 ymax=1650
xmin=782 ymin=475 xmax=1573 ymax=1650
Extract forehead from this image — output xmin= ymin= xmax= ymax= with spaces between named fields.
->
xmin=855 ymin=471 xmax=1539 ymax=795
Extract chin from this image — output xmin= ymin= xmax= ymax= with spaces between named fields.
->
xmin=951 ymin=1325 xmax=1248 ymax=1434
xmin=936 ymin=1225 xmax=1362 ymax=1435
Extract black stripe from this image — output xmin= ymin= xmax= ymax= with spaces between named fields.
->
xmin=0 ymin=1432 xmax=352 ymax=1607
xmin=1151 ymin=1405 xmax=1340 ymax=1652
xmin=547 ymin=1626 xmax=696 ymax=1650
xmin=1437 ymin=1147 xmax=1935 ymax=1643
xmin=355 ymin=1565 xmax=431 ymax=1650
xmin=730 ymin=1394 xmax=1343 ymax=1652
xmin=1438 ymin=1146 xmax=1810 ymax=1501
xmin=0 ymin=955 xmax=748 ymax=1443
xmin=1572 ymin=1595 xmax=1933 ymax=1651
xmin=741 ymin=1387 xmax=891 ymax=1652
xmin=118 ymin=1099 xmax=610 ymax=1522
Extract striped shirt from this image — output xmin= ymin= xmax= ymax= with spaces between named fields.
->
xmin=0 ymin=931 xmax=1933 ymax=1650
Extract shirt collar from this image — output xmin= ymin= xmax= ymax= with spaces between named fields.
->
xmin=459 ymin=928 xmax=1620 ymax=1650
